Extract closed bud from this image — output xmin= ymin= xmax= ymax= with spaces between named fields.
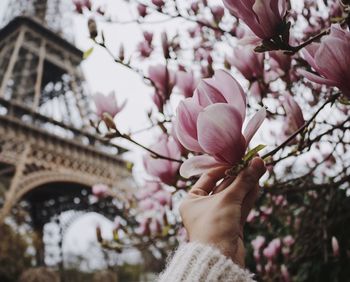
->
xmin=88 ymin=18 xmax=98 ymax=39
xmin=137 ymin=4 xmax=147 ymax=17
xmin=96 ymin=226 xmax=103 ymax=242
xmin=102 ymin=112 xmax=117 ymax=130
xmin=119 ymin=44 xmax=125 ymax=61
xmin=161 ymin=31 xmax=170 ymax=59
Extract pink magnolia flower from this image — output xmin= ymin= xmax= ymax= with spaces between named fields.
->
xmin=143 ymin=31 xmax=153 ymax=44
xmin=175 ymin=70 xmax=266 ymax=178
xmin=161 ymin=31 xmax=170 ymax=59
xmin=138 ymin=217 xmax=151 ymax=236
xmin=148 ymin=64 xmax=176 ymax=100
xmin=176 ymin=71 xmax=197 ymax=98
xmin=137 ymin=41 xmax=153 ymax=58
xmin=263 ymin=238 xmax=281 ymax=260
xmin=283 ymin=235 xmax=295 ymax=247
xmin=332 ymin=236 xmax=340 ymax=257
xmin=139 ymin=198 xmax=155 ymax=211
xmin=300 ymin=25 xmax=350 ymax=98
xmin=143 ymin=134 xmax=181 ymax=185
xmin=137 ymin=4 xmax=147 ymax=17
xmin=211 ymin=6 xmax=225 ymax=23
xmin=150 ymin=218 xmax=162 ymax=234
xmin=151 ymin=92 xmax=165 ymax=112
xmin=252 ymin=236 xmax=266 ymax=251
xmin=281 ymin=265 xmax=291 ymax=282
xmin=222 ymin=0 xmax=287 ymax=39
xmin=227 ymin=46 xmax=264 ymax=81
xmin=137 ymin=181 xmax=162 ymax=200
xmin=153 ymin=190 xmax=172 ymax=207
xmin=93 ymin=91 xmax=127 ymax=118
xmin=152 ymin=0 xmax=164 ymax=8
xmin=269 ymin=50 xmax=291 ymax=76
xmin=190 ymin=2 xmax=200 ymax=14
xmin=282 ymin=93 xmax=304 ymax=135
xmin=92 ymin=184 xmax=110 ymax=198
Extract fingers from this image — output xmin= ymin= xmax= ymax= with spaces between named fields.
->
xmin=225 ymin=157 xmax=266 ymax=202
xmin=189 ymin=166 xmax=226 ymax=196
xmin=212 ymin=176 xmax=234 ymax=194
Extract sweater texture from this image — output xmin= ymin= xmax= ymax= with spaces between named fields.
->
xmin=158 ymin=242 xmax=256 ymax=282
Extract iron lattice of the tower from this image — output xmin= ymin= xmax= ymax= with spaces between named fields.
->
xmin=2 ymin=0 xmax=74 ymax=40
xmin=0 ymin=0 xmax=133 ymax=267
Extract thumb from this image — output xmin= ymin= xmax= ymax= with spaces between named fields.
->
xmin=225 ymin=157 xmax=266 ymax=202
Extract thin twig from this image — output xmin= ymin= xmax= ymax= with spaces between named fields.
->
xmin=261 ymin=93 xmax=340 ymax=159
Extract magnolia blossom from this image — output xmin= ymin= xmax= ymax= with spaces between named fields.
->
xmin=263 ymin=238 xmax=281 ymax=260
xmin=139 ymin=198 xmax=155 ymax=211
xmin=175 ymin=70 xmax=266 ymax=178
xmin=137 ymin=4 xmax=147 ymax=17
xmin=211 ymin=6 xmax=225 ymax=23
xmin=227 ymin=46 xmax=264 ymax=81
xmin=281 ymin=265 xmax=291 ymax=282
xmin=137 ymin=41 xmax=153 ymax=58
xmin=222 ymin=0 xmax=287 ymax=39
xmin=252 ymin=235 xmax=266 ymax=260
xmin=143 ymin=31 xmax=153 ymax=44
xmin=143 ymin=134 xmax=181 ymax=185
xmin=152 ymin=0 xmax=164 ymax=8
xmin=332 ymin=236 xmax=340 ymax=257
xmin=282 ymin=93 xmax=304 ymax=135
xmin=269 ymin=51 xmax=291 ymax=76
xmin=93 ymin=91 xmax=126 ymax=118
xmin=148 ymin=64 xmax=176 ymax=100
xmin=92 ymin=184 xmax=109 ymax=198
xmin=252 ymin=235 xmax=266 ymax=250
xmin=300 ymin=25 xmax=350 ymax=98
xmin=283 ymin=235 xmax=295 ymax=246
xmin=153 ymin=190 xmax=172 ymax=207
xmin=176 ymin=71 xmax=197 ymax=98
xmin=137 ymin=181 xmax=162 ymax=200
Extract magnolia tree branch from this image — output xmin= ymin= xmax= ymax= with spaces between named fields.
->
xmin=95 ymin=40 xmax=153 ymax=85
xmin=120 ymin=133 xmax=183 ymax=163
xmin=261 ymin=93 xmax=341 ymax=160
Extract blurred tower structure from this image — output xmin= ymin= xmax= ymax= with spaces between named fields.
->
xmin=0 ymin=0 xmax=131 ymax=265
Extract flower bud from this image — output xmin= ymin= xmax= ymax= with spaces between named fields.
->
xmin=88 ymin=18 xmax=98 ymax=39
xmin=137 ymin=4 xmax=147 ymax=17
xmin=96 ymin=225 xmax=103 ymax=242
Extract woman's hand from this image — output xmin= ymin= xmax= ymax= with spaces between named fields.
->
xmin=180 ymin=157 xmax=266 ymax=268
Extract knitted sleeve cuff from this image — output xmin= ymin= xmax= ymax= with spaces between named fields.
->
xmin=158 ymin=242 xmax=255 ymax=282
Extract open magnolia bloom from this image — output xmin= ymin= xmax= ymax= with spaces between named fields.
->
xmin=222 ymin=0 xmax=287 ymax=40
xmin=300 ymin=25 xmax=350 ymax=99
xmin=93 ymin=91 xmax=127 ymax=118
xmin=175 ymin=70 xmax=266 ymax=178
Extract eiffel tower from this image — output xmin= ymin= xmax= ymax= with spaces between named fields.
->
xmin=0 ymin=0 xmax=131 ymax=266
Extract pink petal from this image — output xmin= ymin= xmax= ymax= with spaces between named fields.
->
xmin=298 ymin=69 xmax=336 ymax=86
xmin=316 ymin=38 xmax=350 ymax=83
xmin=302 ymin=43 xmax=321 ymax=73
xmin=204 ymin=70 xmax=247 ymax=120
xmin=180 ymin=155 xmax=226 ymax=178
xmin=194 ymin=80 xmax=227 ymax=107
xmin=197 ymin=103 xmax=246 ymax=164
xmin=243 ymin=107 xmax=266 ymax=144
xmin=175 ymin=98 xmax=203 ymax=152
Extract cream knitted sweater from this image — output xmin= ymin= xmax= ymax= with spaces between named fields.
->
xmin=158 ymin=242 xmax=255 ymax=282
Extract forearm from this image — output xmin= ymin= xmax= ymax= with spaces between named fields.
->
xmin=158 ymin=242 xmax=255 ymax=282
